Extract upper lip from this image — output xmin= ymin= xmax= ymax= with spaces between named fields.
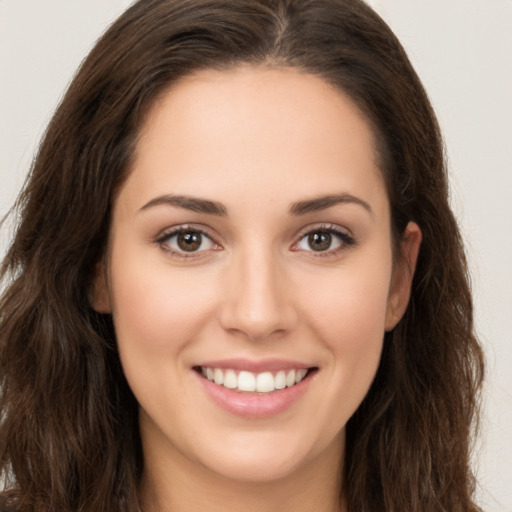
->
xmin=195 ymin=358 xmax=315 ymax=373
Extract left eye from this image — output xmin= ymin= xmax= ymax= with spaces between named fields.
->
xmin=297 ymin=229 xmax=346 ymax=252
xmin=162 ymin=230 xmax=216 ymax=253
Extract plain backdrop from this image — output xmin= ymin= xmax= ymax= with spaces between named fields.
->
xmin=1 ymin=1 xmax=511 ymax=510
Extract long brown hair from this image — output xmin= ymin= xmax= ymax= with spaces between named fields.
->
xmin=0 ymin=1 xmax=484 ymax=510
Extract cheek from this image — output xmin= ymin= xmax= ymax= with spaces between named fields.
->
xmin=303 ymin=260 xmax=392 ymax=347
xmin=108 ymin=249 xmax=223 ymax=418
xmin=108 ymin=249 xmax=220 ymax=359
xmin=296 ymin=254 xmax=392 ymax=410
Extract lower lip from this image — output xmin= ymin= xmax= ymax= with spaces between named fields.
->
xmin=194 ymin=370 xmax=314 ymax=419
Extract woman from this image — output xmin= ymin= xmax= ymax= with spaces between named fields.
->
xmin=0 ymin=0 xmax=484 ymax=511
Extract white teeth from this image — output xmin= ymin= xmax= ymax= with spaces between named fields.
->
xmin=238 ymin=371 xmax=256 ymax=392
xmin=256 ymin=372 xmax=275 ymax=393
xmin=200 ymin=366 xmax=310 ymax=393
xmin=286 ymin=369 xmax=296 ymax=387
xmin=275 ymin=370 xmax=287 ymax=390
xmin=223 ymin=369 xmax=238 ymax=389
xmin=213 ymin=368 xmax=224 ymax=385
xmin=295 ymin=368 xmax=307 ymax=383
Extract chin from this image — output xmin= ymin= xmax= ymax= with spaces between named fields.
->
xmin=200 ymin=448 xmax=310 ymax=483
xmin=191 ymin=426 xmax=344 ymax=484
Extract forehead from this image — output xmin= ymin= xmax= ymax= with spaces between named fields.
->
xmin=123 ymin=66 xmax=387 ymax=215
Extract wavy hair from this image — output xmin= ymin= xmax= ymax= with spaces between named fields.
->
xmin=0 ymin=0 xmax=484 ymax=510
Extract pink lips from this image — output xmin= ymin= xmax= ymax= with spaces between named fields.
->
xmin=193 ymin=358 xmax=316 ymax=419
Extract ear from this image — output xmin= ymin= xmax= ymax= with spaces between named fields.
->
xmin=385 ymin=221 xmax=422 ymax=331
xmin=90 ymin=259 xmax=112 ymax=313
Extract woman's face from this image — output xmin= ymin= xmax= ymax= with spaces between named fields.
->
xmin=93 ymin=67 xmax=419 ymax=484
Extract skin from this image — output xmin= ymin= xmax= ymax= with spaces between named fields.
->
xmin=93 ymin=66 xmax=421 ymax=512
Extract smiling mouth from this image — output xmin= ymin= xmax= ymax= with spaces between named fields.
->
xmin=193 ymin=366 xmax=317 ymax=394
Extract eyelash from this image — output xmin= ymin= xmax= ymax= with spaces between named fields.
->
xmin=155 ymin=223 xmax=356 ymax=259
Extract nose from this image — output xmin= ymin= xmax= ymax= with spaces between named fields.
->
xmin=219 ymin=246 xmax=297 ymax=342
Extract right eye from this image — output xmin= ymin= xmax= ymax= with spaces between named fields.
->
xmin=157 ymin=228 xmax=219 ymax=256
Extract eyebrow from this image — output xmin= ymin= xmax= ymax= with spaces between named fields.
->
xmin=289 ymin=193 xmax=373 ymax=216
xmin=139 ymin=194 xmax=228 ymax=216
xmin=139 ymin=192 xmax=372 ymax=217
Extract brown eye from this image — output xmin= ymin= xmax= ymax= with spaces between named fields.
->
xmin=177 ymin=231 xmax=203 ymax=252
xmin=295 ymin=227 xmax=355 ymax=254
xmin=307 ymin=231 xmax=333 ymax=251
xmin=160 ymin=229 xmax=216 ymax=254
